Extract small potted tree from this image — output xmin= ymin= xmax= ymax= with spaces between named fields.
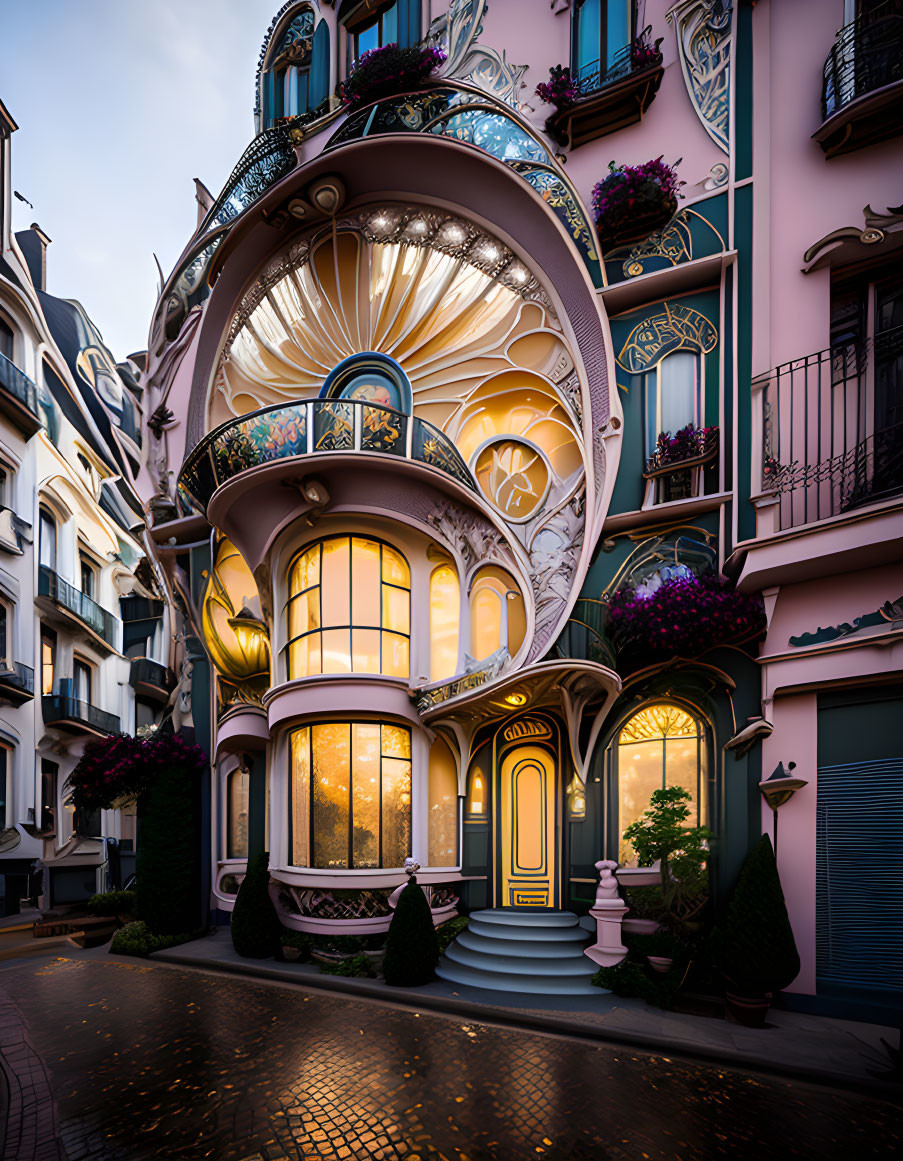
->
xmin=717 ymin=834 xmax=800 ymax=1026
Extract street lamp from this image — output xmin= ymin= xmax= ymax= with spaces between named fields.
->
xmin=758 ymin=761 xmax=808 ymax=855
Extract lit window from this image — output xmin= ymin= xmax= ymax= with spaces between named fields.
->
xmin=466 ymin=764 xmax=486 ymax=817
xmin=573 ymin=0 xmax=632 ymax=88
xmin=286 ymin=536 xmax=410 ymax=679
xmin=290 ymin=721 xmax=412 ymax=868
xmin=227 ymin=766 xmax=250 ymax=859
xmin=617 ymin=703 xmax=705 ymax=862
xmin=429 ymin=564 xmax=460 ymax=682
xmin=469 ymin=567 xmax=525 ymax=663
xmin=41 ymin=629 xmax=56 ymax=695
xmin=428 ymin=737 xmax=458 ymax=866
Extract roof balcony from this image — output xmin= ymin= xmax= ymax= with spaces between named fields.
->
xmin=0 ymin=660 xmax=35 ymax=707
xmin=37 ymin=566 xmax=120 ymax=652
xmin=41 ymin=694 xmax=120 ymax=738
xmin=815 ymin=1 xmax=903 ymax=157
xmin=179 ymin=397 xmax=476 ymax=516
xmin=0 ymin=351 xmax=42 ymax=437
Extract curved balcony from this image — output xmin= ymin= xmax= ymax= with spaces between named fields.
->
xmin=816 ymin=3 xmax=903 ymax=156
xmin=179 ymin=398 xmax=476 ymax=512
xmin=0 ymin=351 xmax=42 ymax=437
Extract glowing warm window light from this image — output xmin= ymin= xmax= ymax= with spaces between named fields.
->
xmin=617 ymin=703 xmax=704 ymax=863
xmin=429 ymin=564 xmax=460 ymax=682
xmin=428 ymin=736 xmax=458 ymax=867
xmin=290 ymin=722 xmax=411 ymax=868
xmin=469 ymin=568 xmax=525 ymax=662
xmin=468 ymin=767 xmax=485 ymax=815
xmin=286 ymin=537 xmax=410 ymax=679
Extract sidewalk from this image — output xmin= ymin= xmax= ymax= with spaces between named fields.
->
xmin=154 ymin=927 xmax=901 ymax=1095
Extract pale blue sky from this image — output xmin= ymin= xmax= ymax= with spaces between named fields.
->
xmin=3 ymin=0 xmax=284 ymax=358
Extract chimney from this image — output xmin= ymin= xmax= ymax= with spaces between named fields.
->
xmin=15 ymin=222 xmax=51 ymax=291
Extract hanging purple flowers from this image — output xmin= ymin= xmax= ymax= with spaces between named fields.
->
xmin=341 ymin=43 xmax=447 ymax=111
xmin=66 ymin=732 xmax=208 ymax=811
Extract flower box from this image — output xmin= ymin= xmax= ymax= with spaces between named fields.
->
xmin=592 ymin=157 xmax=682 ymax=252
xmin=341 ymin=43 xmax=446 ymax=112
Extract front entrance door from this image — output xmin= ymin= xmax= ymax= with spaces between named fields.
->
xmin=499 ymin=745 xmax=556 ymax=907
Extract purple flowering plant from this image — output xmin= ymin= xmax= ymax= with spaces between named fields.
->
xmin=535 ymin=65 xmax=580 ymax=109
xmin=607 ymin=572 xmax=766 ymax=672
xmin=592 ymin=157 xmax=683 ymax=239
xmin=650 ymin=423 xmax=718 ymax=469
xmin=341 ymin=43 xmax=447 ymax=111
xmin=630 ymin=32 xmax=662 ymax=71
xmin=66 ymin=731 xmax=207 ymax=811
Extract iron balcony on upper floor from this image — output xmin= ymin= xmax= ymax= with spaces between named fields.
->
xmin=0 ymin=659 xmax=35 ymax=707
xmin=128 ymin=656 xmax=174 ymax=704
xmin=0 ymin=351 xmax=42 ymax=437
xmin=815 ymin=0 xmax=903 ymax=156
xmin=754 ymin=323 xmax=903 ymax=533
xmin=179 ymin=397 xmax=476 ymax=513
xmin=37 ymin=565 xmax=120 ymax=652
xmin=41 ymin=694 xmax=120 ymax=737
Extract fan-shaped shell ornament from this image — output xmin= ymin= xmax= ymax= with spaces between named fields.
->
xmin=212 ymin=206 xmax=614 ymax=661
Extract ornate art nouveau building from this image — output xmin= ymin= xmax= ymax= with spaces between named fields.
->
xmin=14 ymin=0 xmax=896 ymax=1012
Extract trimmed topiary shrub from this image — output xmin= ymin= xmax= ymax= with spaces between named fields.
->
xmin=718 ymin=834 xmax=800 ymax=997
xmin=110 ymin=920 xmax=195 ymax=958
xmin=230 ymin=850 xmax=281 ymax=959
xmin=383 ymin=876 xmax=439 ymax=987
xmin=86 ymin=890 xmax=136 ymax=919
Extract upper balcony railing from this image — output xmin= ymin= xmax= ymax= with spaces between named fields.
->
xmin=179 ymin=398 xmax=476 ymax=512
xmin=198 ymin=120 xmax=299 ymax=236
xmin=0 ymin=350 xmax=42 ymax=434
xmin=0 ymin=659 xmax=35 ymax=702
xmin=823 ymin=1 xmax=903 ymax=119
xmin=42 ymin=694 xmax=120 ymax=737
xmin=38 ymin=565 xmax=119 ymax=648
xmin=756 ymin=324 xmax=903 ymax=531
xmin=574 ymin=28 xmax=663 ymax=99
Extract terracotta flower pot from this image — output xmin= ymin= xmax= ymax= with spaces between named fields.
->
xmin=281 ymin=946 xmax=303 ymax=963
xmin=725 ymin=991 xmax=772 ymax=1027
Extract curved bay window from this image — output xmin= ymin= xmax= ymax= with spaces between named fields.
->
xmin=290 ymin=721 xmax=412 ymax=868
xmin=286 ymin=536 xmax=410 ymax=679
xmin=616 ymin=703 xmax=706 ymax=862
xmin=469 ymin=567 xmax=526 ymax=663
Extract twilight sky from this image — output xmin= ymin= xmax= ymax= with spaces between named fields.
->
xmin=3 ymin=0 xmax=283 ymax=359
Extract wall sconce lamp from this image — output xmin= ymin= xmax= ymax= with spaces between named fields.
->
xmin=758 ymin=762 xmax=808 ymax=856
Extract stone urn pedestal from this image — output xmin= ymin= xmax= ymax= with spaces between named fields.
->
xmin=583 ymin=859 xmax=629 ymax=969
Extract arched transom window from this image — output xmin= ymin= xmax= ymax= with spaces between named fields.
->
xmin=617 ymin=703 xmax=706 ymax=862
xmin=286 ymin=536 xmax=410 ymax=678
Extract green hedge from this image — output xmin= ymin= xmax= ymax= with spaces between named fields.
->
xmin=110 ymin=920 xmax=196 ymax=958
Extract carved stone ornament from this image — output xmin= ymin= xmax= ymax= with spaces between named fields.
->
xmin=802 ymin=202 xmax=903 ymax=273
xmin=667 ymin=0 xmax=733 ymax=154
xmin=427 ymin=0 xmax=528 ymax=107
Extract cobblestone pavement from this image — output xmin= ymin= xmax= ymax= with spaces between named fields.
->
xmin=0 ymin=956 xmax=900 ymax=1161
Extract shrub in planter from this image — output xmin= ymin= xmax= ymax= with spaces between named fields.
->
xmin=342 ymin=43 xmax=446 ymax=111
xmin=230 ymin=850 xmax=281 ymax=959
xmin=607 ymin=571 xmax=766 ymax=672
xmin=592 ymin=157 xmax=683 ymax=250
xmin=110 ymin=920 xmax=195 ymax=959
xmin=279 ymin=928 xmax=314 ymax=963
xmin=717 ymin=835 xmax=800 ymax=1019
xmin=535 ymin=65 xmax=579 ymax=110
xmin=383 ymin=875 xmax=439 ymax=986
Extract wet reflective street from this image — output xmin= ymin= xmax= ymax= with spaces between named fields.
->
xmin=0 ymin=956 xmax=899 ymax=1160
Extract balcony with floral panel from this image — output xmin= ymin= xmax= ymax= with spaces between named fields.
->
xmin=814 ymin=0 xmax=903 ymax=158
xmin=540 ymin=26 xmax=664 ymax=150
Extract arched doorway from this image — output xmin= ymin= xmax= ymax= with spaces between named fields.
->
xmin=496 ymin=718 xmax=559 ymax=908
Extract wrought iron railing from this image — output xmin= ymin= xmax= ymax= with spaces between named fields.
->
xmin=0 ymin=660 xmax=35 ymax=695
xmin=42 ymin=694 xmax=120 ymax=735
xmin=179 ymin=398 xmax=476 ymax=510
xmin=756 ymin=324 xmax=903 ymax=530
xmin=199 ymin=121 xmax=298 ymax=234
xmin=822 ymin=1 xmax=903 ymax=119
xmin=574 ymin=27 xmax=663 ymax=97
xmin=38 ymin=566 xmax=119 ymax=647
xmin=119 ymin=595 xmax=165 ymax=622
xmin=0 ymin=351 xmax=40 ymax=419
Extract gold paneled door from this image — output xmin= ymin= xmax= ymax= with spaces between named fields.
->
xmin=499 ymin=746 xmax=557 ymax=908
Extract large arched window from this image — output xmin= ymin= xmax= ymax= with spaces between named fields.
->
xmin=469 ymin=567 xmax=526 ymax=663
xmin=429 ymin=563 xmax=460 ymax=682
xmin=616 ymin=703 xmax=706 ymax=862
xmin=290 ymin=721 xmax=412 ymax=868
xmin=286 ymin=536 xmax=410 ymax=678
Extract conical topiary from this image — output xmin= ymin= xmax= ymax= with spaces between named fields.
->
xmin=383 ymin=875 xmax=439 ymax=986
xmin=718 ymin=834 xmax=800 ymax=996
xmin=230 ymin=850 xmax=281 ymax=959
